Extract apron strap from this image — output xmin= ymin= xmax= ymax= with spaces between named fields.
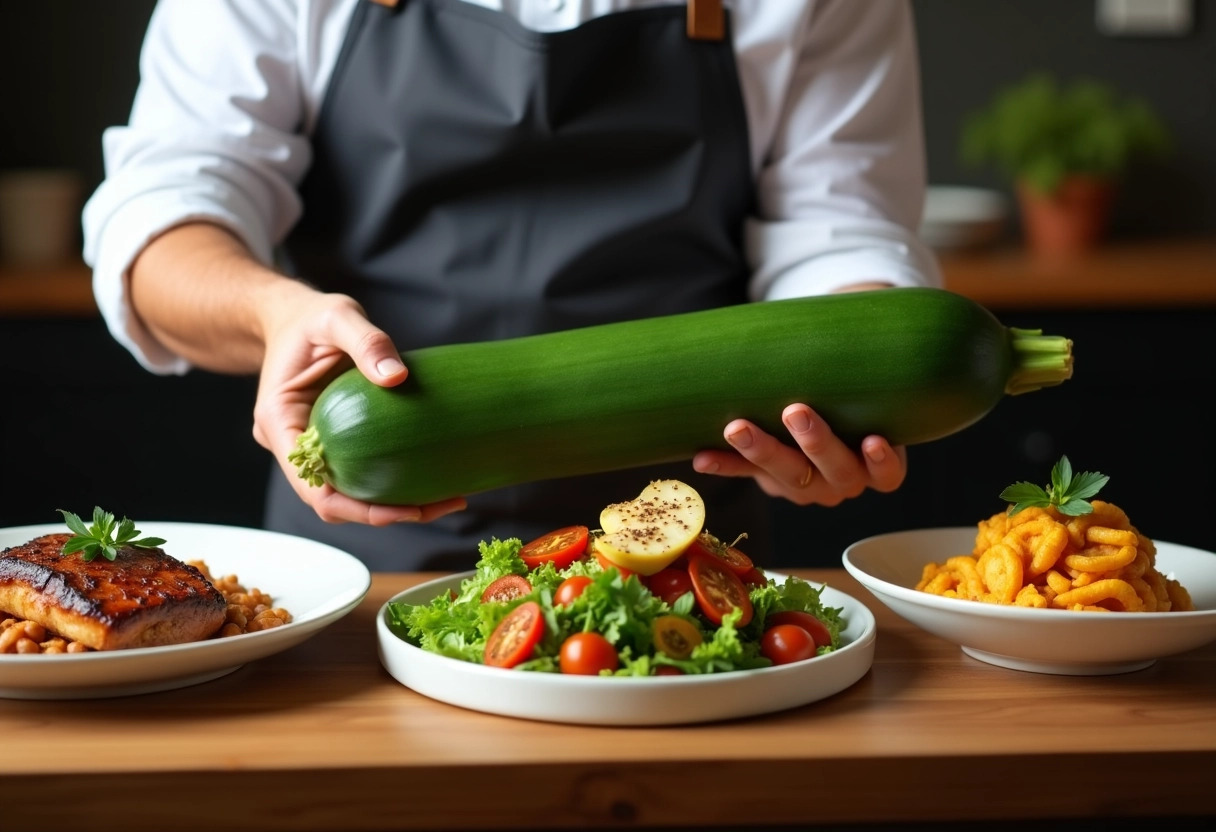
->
xmin=369 ymin=1 xmax=723 ymax=41
xmin=687 ymin=0 xmax=725 ymax=41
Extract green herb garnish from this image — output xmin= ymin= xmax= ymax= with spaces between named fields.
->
xmin=999 ymin=456 xmax=1109 ymax=517
xmin=57 ymin=507 xmax=167 ymax=562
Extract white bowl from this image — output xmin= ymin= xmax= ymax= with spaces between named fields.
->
xmin=843 ymin=527 xmax=1216 ymax=676
xmin=919 ymin=186 xmax=1009 ymax=250
xmin=377 ymin=571 xmax=876 ymax=726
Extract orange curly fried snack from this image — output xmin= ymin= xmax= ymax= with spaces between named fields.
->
xmin=917 ymin=501 xmax=1194 ymax=613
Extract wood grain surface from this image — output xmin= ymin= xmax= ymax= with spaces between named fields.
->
xmin=3 ymin=238 xmax=1215 ymax=318
xmin=1 ymin=569 xmax=1213 ymax=832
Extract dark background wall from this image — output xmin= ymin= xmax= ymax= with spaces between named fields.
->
xmin=2 ymin=1 xmax=1214 ymax=564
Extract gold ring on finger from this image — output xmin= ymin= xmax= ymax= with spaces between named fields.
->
xmin=798 ymin=465 xmax=815 ymax=489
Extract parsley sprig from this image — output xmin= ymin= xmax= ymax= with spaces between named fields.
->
xmin=57 ymin=507 xmax=167 ymax=562
xmin=999 ymin=456 xmax=1109 ymax=517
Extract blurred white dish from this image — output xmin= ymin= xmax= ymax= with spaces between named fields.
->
xmin=843 ymin=527 xmax=1216 ymax=676
xmin=0 ymin=522 xmax=370 ymax=699
xmin=377 ymin=571 xmax=875 ymax=726
xmin=919 ymin=186 xmax=1009 ymax=250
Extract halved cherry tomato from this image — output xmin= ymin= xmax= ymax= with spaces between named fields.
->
xmin=760 ymin=623 xmax=818 ymax=665
xmin=559 ymin=631 xmax=619 ymax=675
xmin=652 ymin=615 xmax=702 ymax=659
xmin=766 ymin=610 xmax=833 ymax=649
xmin=519 ymin=525 xmax=590 ymax=570
xmin=653 ymin=664 xmax=684 ymax=676
xmin=686 ymin=532 xmax=754 ymax=576
xmin=687 ymin=554 xmax=753 ymax=627
xmin=481 ymin=574 xmax=531 ymax=604
xmin=554 ymin=575 xmax=593 ymax=607
xmin=484 ymin=601 xmax=544 ymax=668
xmin=594 ymin=547 xmax=635 ymax=579
xmin=643 ymin=567 xmax=694 ymax=606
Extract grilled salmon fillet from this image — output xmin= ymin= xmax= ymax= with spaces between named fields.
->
xmin=0 ymin=533 xmax=226 ymax=650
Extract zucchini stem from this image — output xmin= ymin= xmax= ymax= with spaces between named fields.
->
xmin=287 ymin=424 xmax=328 ymax=487
xmin=1006 ymin=328 xmax=1074 ymax=395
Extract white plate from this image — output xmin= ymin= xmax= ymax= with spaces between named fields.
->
xmin=376 ymin=571 xmax=876 ymax=726
xmin=0 ymin=522 xmax=371 ymax=699
xmin=843 ymin=527 xmax=1216 ymax=676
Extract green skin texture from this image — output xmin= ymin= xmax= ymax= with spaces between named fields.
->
xmin=290 ymin=288 xmax=1072 ymax=505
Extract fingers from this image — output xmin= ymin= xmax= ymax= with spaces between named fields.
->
xmin=319 ymin=298 xmax=408 ymax=388
xmin=693 ymin=404 xmax=908 ymax=507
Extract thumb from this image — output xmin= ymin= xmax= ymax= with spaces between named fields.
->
xmin=353 ymin=329 xmax=408 ymax=388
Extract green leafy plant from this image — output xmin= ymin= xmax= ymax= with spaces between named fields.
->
xmin=57 ymin=507 xmax=166 ymax=562
xmin=961 ymin=73 xmax=1170 ymax=194
xmin=1000 ymin=456 xmax=1109 ymax=517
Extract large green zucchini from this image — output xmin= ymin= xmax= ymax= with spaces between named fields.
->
xmin=289 ymin=288 xmax=1072 ymax=505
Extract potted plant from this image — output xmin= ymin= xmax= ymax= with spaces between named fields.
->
xmin=960 ymin=73 xmax=1170 ymax=257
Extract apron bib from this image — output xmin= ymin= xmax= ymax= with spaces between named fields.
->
xmin=273 ymin=0 xmax=764 ymax=570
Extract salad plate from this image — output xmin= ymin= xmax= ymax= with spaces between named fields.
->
xmin=376 ymin=571 xmax=876 ymax=726
xmin=0 ymin=522 xmax=371 ymax=699
xmin=844 ymin=527 xmax=1216 ymax=675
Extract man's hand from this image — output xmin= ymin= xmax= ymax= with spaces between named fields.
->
xmin=691 ymin=403 xmax=907 ymax=506
xmin=252 ymin=287 xmax=467 ymax=525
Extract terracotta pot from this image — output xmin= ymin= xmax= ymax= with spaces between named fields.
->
xmin=1016 ymin=176 xmax=1115 ymax=258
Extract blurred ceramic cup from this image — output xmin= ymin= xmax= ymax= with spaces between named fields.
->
xmin=0 ymin=168 xmax=84 ymax=267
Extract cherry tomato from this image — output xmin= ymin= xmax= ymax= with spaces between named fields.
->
xmin=594 ymin=547 xmax=635 ymax=579
xmin=760 ymin=623 xmax=818 ymax=665
xmin=653 ymin=664 xmax=684 ymax=676
xmin=651 ymin=615 xmax=703 ymax=659
xmin=484 ymin=601 xmax=544 ymax=668
xmin=559 ymin=632 xmax=619 ymax=675
xmin=686 ymin=533 xmax=754 ymax=576
xmin=644 ymin=568 xmax=694 ymax=606
xmin=481 ymin=574 xmax=531 ymax=604
xmin=687 ymin=554 xmax=753 ymax=627
xmin=739 ymin=566 xmax=768 ymax=588
xmin=766 ymin=610 xmax=833 ymax=649
xmin=519 ymin=525 xmax=590 ymax=571
xmin=554 ymin=575 xmax=593 ymax=607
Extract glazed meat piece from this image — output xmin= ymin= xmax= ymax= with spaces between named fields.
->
xmin=0 ymin=533 xmax=226 ymax=650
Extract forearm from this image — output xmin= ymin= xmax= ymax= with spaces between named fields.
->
xmin=128 ymin=222 xmax=315 ymax=375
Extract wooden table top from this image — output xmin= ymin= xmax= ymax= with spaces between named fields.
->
xmin=3 ymin=238 xmax=1215 ymax=318
xmin=1 ymin=569 xmax=1212 ymax=832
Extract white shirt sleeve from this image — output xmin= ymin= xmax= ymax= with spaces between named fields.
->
xmin=739 ymin=0 xmax=942 ymax=301
xmin=82 ymin=0 xmax=356 ymax=375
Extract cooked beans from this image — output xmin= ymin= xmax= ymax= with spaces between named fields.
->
xmin=0 ymin=561 xmax=291 ymax=654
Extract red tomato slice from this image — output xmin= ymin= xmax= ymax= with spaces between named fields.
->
xmin=760 ymin=623 xmax=818 ymax=665
xmin=686 ymin=533 xmax=754 ymax=576
xmin=643 ymin=567 xmax=694 ymax=606
xmin=687 ymin=554 xmax=753 ymax=627
xmin=519 ymin=525 xmax=590 ymax=570
xmin=766 ymin=610 xmax=833 ymax=649
xmin=559 ymin=631 xmax=619 ymax=675
xmin=483 ymin=601 xmax=544 ymax=668
xmin=653 ymin=664 xmax=684 ymax=676
xmin=481 ymin=574 xmax=531 ymax=604
xmin=554 ymin=575 xmax=593 ymax=607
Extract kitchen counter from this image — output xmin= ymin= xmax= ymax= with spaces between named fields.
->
xmin=2 ymin=569 xmax=1213 ymax=832
xmin=2 ymin=238 xmax=1215 ymax=317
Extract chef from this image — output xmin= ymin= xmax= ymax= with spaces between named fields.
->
xmin=83 ymin=0 xmax=941 ymax=571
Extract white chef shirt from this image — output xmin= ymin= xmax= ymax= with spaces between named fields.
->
xmin=82 ymin=0 xmax=942 ymax=375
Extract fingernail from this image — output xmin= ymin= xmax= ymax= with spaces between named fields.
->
xmin=697 ymin=460 xmax=720 ymax=474
xmin=376 ymin=357 xmax=405 ymax=377
xmin=865 ymin=444 xmax=887 ymax=464
xmin=397 ymin=508 xmax=421 ymax=522
xmin=785 ymin=410 xmax=811 ymax=434
xmin=726 ymin=426 xmax=753 ymax=449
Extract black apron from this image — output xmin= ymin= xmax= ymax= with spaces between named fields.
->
xmin=272 ymin=0 xmax=766 ymax=571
